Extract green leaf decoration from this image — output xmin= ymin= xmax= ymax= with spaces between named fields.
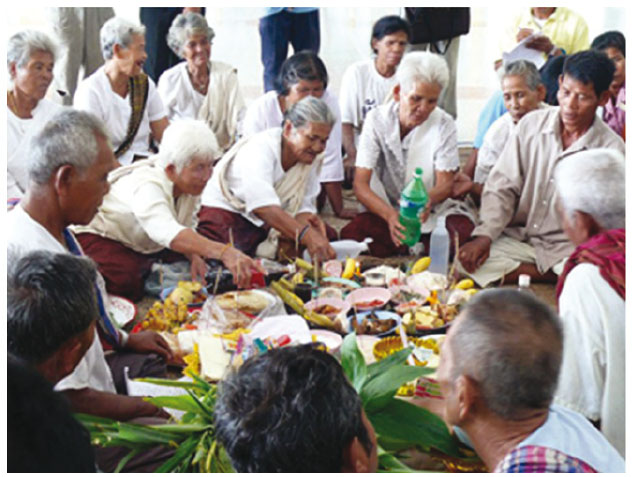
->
xmin=368 ymin=398 xmax=461 ymax=458
xmin=144 ymin=395 xmax=205 ymax=415
xmin=340 ymin=333 xmax=368 ymax=392
xmin=361 ymin=365 xmax=432 ymax=413
xmin=367 ymin=348 xmax=434 ymax=381
xmin=154 ymin=434 xmax=199 ymax=473
xmin=113 ymin=448 xmax=141 ymax=473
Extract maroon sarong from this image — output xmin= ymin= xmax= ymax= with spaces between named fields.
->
xmin=197 ymin=206 xmax=338 ymax=256
xmin=340 ymin=212 xmax=474 ymax=258
xmin=556 ymin=229 xmax=625 ymax=303
xmin=76 ymin=233 xmax=185 ymax=302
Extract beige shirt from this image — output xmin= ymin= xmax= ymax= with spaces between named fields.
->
xmin=474 ymin=107 xmax=625 ymax=273
xmin=73 ymin=157 xmax=201 ymax=254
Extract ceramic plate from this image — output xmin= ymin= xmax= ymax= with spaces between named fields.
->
xmin=108 ymin=295 xmax=136 ymax=327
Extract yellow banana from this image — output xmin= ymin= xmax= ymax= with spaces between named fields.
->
xmin=411 ymin=256 xmax=431 ymax=274
xmin=342 ymin=258 xmax=357 ymax=279
xmin=465 ymin=288 xmax=479 ymax=296
xmin=455 ymin=278 xmax=475 ymax=290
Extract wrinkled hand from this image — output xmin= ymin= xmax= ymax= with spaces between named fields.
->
xmin=451 ymin=172 xmax=473 ymax=200
xmin=305 ymin=213 xmax=327 ymax=237
xmin=419 ymin=201 xmax=432 ymax=225
xmin=457 ymin=236 xmax=492 ymax=273
xmin=305 ymin=228 xmax=336 ymax=263
xmin=222 ymin=248 xmax=265 ymax=289
xmin=189 ymin=254 xmax=208 ymax=286
xmin=516 ymin=28 xmax=534 ymax=43
xmin=126 ymin=330 xmax=173 ymax=361
xmin=387 ymin=209 xmax=406 ymax=247
xmin=526 ymin=34 xmax=554 ymax=54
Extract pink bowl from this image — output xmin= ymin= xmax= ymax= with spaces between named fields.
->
xmin=345 ymin=287 xmax=392 ymax=311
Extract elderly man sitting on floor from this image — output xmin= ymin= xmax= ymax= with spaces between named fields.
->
xmin=433 ymin=289 xmax=624 ymax=472
xmin=340 ymin=51 xmax=476 ymax=258
xmin=8 ymin=250 xmax=173 ymax=472
xmin=7 ymin=109 xmax=173 ymax=422
xmin=74 ymin=118 xmax=261 ymax=302
xmin=198 ymin=95 xmax=337 ymax=262
xmin=552 ymin=149 xmax=625 ymax=457
xmin=458 ymin=50 xmax=625 ymax=287
xmin=470 ymin=59 xmax=547 ymax=199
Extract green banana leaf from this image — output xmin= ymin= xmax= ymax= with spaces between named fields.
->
xmin=144 ymin=395 xmax=206 ymax=415
xmin=368 ymin=398 xmax=461 ymax=458
xmin=361 ymin=365 xmax=432 ymax=413
xmin=340 ymin=333 xmax=368 ymax=392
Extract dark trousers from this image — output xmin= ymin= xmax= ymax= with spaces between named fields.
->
xmin=340 ymin=212 xmax=474 ymax=259
xmin=76 ymin=233 xmax=186 ymax=302
xmin=259 ymin=9 xmax=320 ymax=92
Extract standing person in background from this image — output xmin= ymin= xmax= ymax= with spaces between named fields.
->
xmin=140 ymin=7 xmax=204 ymax=83
xmin=339 ymin=16 xmax=410 ymax=186
xmin=404 ymin=8 xmax=470 ymax=120
xmin=259 ymin=7 xmax=320 ymax=93
xmin=47 ymin=7 xmax=114 ymax=105
xmin=591 ymin=31 xmax=626 ymax=139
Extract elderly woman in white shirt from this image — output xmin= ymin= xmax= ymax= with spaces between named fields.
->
xmin=74 ymin=119 xmax=261 ymax=302
xmin=241 ymin=51 xmax=355 ymax=219
xmin=157 ymin=12 xmax=244 ymax=152
xmin=341 ymin=51 xmax=476 ymax=258
xmin=74 ymin=16 xmax=169 ymax=166
xmin=553 ymin=149 xmax=625 ymax=457
xmin=7 ymin=30 xmax=62 ymax=200
xmin=199 ymin=96 xmax=337 ymax=262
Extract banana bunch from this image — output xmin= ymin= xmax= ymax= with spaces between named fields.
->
xmin=341 ymin=258 xmax=360 ymax=279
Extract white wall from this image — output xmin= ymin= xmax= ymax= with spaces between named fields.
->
xmin=6 ymin=6 xmax=627 ymax=143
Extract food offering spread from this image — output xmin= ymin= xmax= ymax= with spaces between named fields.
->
xmin=97 ymin=251 xmax=485 ymax=473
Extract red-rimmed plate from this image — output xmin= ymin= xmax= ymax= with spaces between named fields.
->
xmin=108 ymin=295 xmax=137 ymax=328
xmin=345 ymin=287 xmax=392 ymax=312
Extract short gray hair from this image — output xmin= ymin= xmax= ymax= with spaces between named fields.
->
xmin=448 ymin=289 xmax=563 ymax=420
xmin=8 ymin=250 xmax=98 ymax=364
xmin=503 ymin=59 xmax=542 ymax=91
xmin=7 ymin=30 xmax=57 ymax=75
xmin=156 ymin=119 xmax=221 ymax=173
xmin=283 ymin=96 xmax=335 ymax=131
xmin=100 ymin=16 xmax=146 ymax=60
xmin=554 ymin=148 xmax=625 ymax=230
xmin=397 ymin=51 xmax=449 ymax=93
xmin=28 ymin=109 xmax=111 ymax=184
xmin=167 ymin=12 xmax=215 ymax=59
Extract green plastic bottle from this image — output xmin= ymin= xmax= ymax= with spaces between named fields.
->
xmin=399 ymin=167 xmax=429 ymax=246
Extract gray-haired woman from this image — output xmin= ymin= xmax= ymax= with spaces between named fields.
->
xmin=341 ymin=51 xmax=476 ymax=258
xmin=157 ymin=12 xmax=244 ymax=152
xmin=198 ymin=96 xmax=337 ymax=262
xmin=7 ymin=30 xmax=61 ymax=200
xmin=73 ymin=16 xmax=169 ymax=166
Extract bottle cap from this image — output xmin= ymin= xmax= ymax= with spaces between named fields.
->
xmin=518 ymin=274 xmax=531 ymax=288
xmin=414 ymin=167 xmax=423 ymax=177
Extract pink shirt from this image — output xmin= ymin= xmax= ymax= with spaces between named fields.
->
xmin=603 ymin=85 xmax=625 ymax=138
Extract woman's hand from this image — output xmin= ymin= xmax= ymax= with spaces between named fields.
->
xmin=189 ymin=254 xmax=208 ymax=285
xmin=221 ymin=247 xmax=265 ymax=289
xmin=386 ymin=209 xmax=406 ymax=247
xmin=126 ymin=331 xmax=174 ymax=361
xmin=304 ymin=228 xmax=336 ymax=262
xmin=451 ymin=172 xmax=473 ymax=200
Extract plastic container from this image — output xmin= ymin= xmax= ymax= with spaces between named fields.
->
xmin=428 ymin=216 xmax=450 ymax=275
xmin=517 ymin=274 xmax=534 ymax=294
xmin=399 ymin=167 xmax=429 ymax=246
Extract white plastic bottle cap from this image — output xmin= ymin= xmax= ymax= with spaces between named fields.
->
xmin=518 ymin=274 xmax=531 ymax=288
